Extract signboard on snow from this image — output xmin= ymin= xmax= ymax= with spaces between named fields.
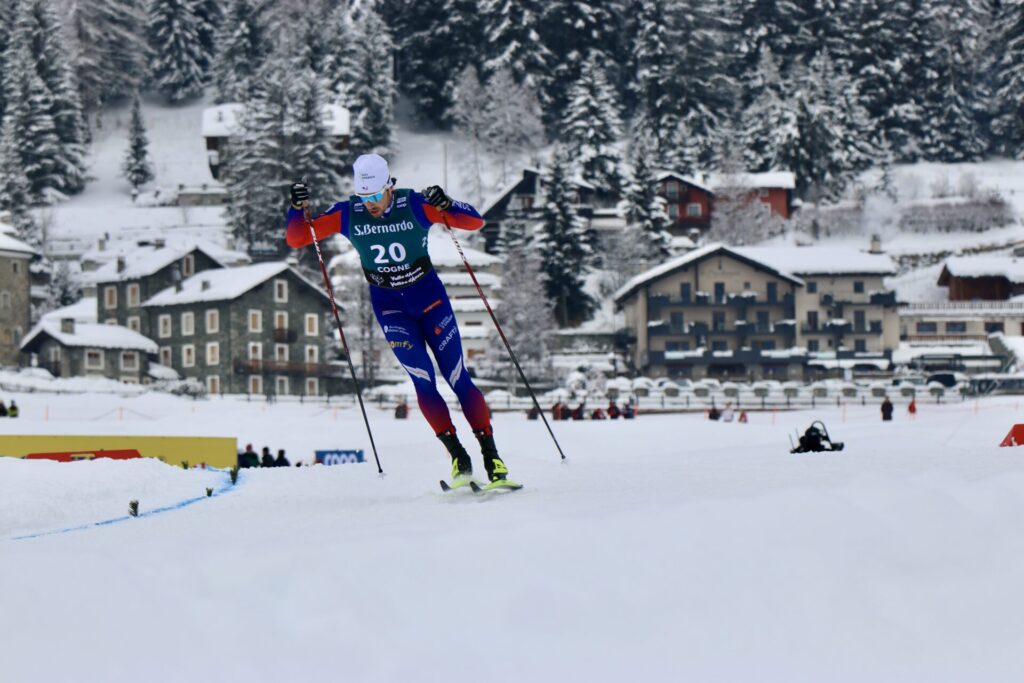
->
xmin=316 ymin=449 xmax=365 ymax=465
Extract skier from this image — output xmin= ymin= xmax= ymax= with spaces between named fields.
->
xmin=285 ymin=153 xmax=515 ymax=489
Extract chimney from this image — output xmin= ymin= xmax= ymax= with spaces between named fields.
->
xmin=98 ymin=238 xmax=105 ymax=252
xmin=869 ymin=234 xmax=883 ymax=254
xmin=201 ymin=279 xmax=211 ymax=291
xmin=60 ymin=318 xmax=74 ymax=335
xmin=155 ymin=238 xmax=166 ymax=248
xmin=117 ymin=256 xmax=126 ymax=272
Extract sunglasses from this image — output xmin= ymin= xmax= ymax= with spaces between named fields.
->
xmin=357 ymin=189 xmax=387 ymax=204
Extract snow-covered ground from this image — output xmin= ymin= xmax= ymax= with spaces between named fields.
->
xmin=4 ymin=390 xmax=1024 ymax=681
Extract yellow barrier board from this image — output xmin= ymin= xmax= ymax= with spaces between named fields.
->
xmin=0 ymin=435 xmax=239 ymax=468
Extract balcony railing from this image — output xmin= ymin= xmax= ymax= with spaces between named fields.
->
xmin=233 ymin=358 xmax=343 ymax=377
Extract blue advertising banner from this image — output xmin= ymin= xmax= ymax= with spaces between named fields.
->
xmin=316 ymin=449 xmax=365 ymax=465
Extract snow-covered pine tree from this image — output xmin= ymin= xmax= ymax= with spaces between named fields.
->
xmin=537 ymin=145 xmax=594 ymax=327
xmin=991 ymin=0 xmax=1024 ymax=158
xmin=732 ymin=0 xmax=814 ymax=90
xmin=481 ymin=68 xmax=544 ymax=187
xmin=621 ymin=134 xmax=672 ymax=262
xmin=48 ymin=259 xmax=80 ymax=308
xmin=539 ymin=0 xmax=619 ymax=129
xmin=1 ymin=40 xmax=62 ymax=202
xmin=192 ymin=0 xmax=222 ymax=79
xmin=284 ymin=64 xmax=343 ymax=210
xmin=739 ymin=47 xmax=799 ymax=173
xmin=16 ymin=0 xmax=88 ymax=194
xmin=346 ymin=6 xmax=395 ymax=157
xmin=66 ymin=0 xmax=148 ymax=112
xmin=212 ymin=0 xmax=272 ymax=104
xmin=388 ymin=0 xmax=481 ymax=126
xmin=631 ymin=0 xmax=682 ymax=169
xmin=0 ymin=1 xmax=13 ymax=119
xmin=481 ymin=0 xmax=554 ymax=107
xmin=319 ymin=4 xmax=359 ymax=103
xmin=451 ymin=65 xmax=491 ymax=207
xmin=562 ymin=54 xmax=624 ymax=199
xmin=917 ymin=1 xmax=989 ymax=161
xmin=0 ymin=114 xmax=38 ymax=242
xmin=147 ymin=0 xmax=206 ymax=102
xmin=672 ymin=0 xmax=738 ymax=168
xmin=121 ymin=93 xmax=153 ymax=191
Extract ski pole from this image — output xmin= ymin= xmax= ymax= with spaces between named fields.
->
xmin=438 ymin=212 xmax=567 ymax=462
xmin=301 ymin=193 xmax=384 ymax=476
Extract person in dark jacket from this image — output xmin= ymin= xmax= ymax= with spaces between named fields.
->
xmin=881 ymin=397 xmax=894 ymax=421
xmin=394 ymin=398 xmax=409 ymax=419
xmin=0 ymin=401 xmax=7 ymax=417
xmin=527 ymin=405 xmax=540 ymax=420
xmin=608 ymin=401 xmax=621 ymax=419
xmin=551 ymin=401 xmax=563 ymax=421
xmin=239 ymin=444 xmax=259 ymax=469
xmin=622 ymin=402 xmax=635 ymax=419
xmin=8 ymin=400 xmax=17 ymax=418
xmin=260 ymin=447 xmax=275 ymax=468
xmin=274 ymin=449 xmax=290 ymax=467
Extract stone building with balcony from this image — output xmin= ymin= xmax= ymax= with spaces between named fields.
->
xmin=19 ymin=317 xmax=156 ymax=382
xmin=0 ymin=228 xmax=36 ymax=366
xmin=613 ymin=243 xmax=900 ymax=380
xmin=141 ymin=262 xmax=340 ymax=396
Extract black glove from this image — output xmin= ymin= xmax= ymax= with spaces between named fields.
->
xmin=290 ymin=181 xmax=310 ymax=209
xmin=422 ymin=185 xmax=452 ymax=211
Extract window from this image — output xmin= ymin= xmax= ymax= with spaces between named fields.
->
xmin=666 ymin=341 xmax=680 ymax=351
xmin=670 ymin=311 xmax=683 ymax=331
xmin=275 ymin=344 xmax=288 ymax=362
xmin=807 ymin=339 xmax=820 ymax=352
xmin=854 ymin=339 xmax=867 ymax=353
xmin=274 ymin=279 xmax=288 ymax=303
xmin=158 ymin=314 xmax=172 ymax=338
xmin=14 ymin=325 xmax=22 ymax=341
xmin=668 ymin=204 xmax=679 ymax=219
xmin=181 ymin=312 xmax=195 ymax=336
xmin=12 ymin=261 xmax=19 ymax=273
xmin=985 ymin=322 xmax=1005 ymax=334
xmin=249 ymin=375 xmax=263 ymax=395
xmin=853 ymin=280 xmax=865 ymax=294
xmin=807 ymin=311 xmax=819 ymax=329
xmin=760 ymin=339 xmax=776 ymax=350
xmin=248 ymin=309 xmax=262 ymax=333
xmin=712 ymin=311 xmax=726 ymax=332
xmin=758 ymin=188 xmax=769 ymax=198
xmin=275 ymin=376 xmax=289 ymax=395
xmin=854 ymin=310 xmax=866 ymax=330
xmin=806 ymin=281 xmax=817 ymax=294
xmin=711 ymin=340 xmax=728 ymax=351
xmin=248 ymin=342 xmax=262 ymax=360
xmin=766 ymin=282 xmax=778 ymax=303
xmin=159 ymin=346 xmax=172 ymax=366
xmin=127 ymin=284 xmax=140 ymax=307
xmin=305 ymin=345 xmax=319 ymax=363
xmin=104 ymin=286 xmax=117 ymax=309
xmin=306 ymin=378 xmax=319 ymax=396
xmin=0 ymin=291 xmax=10 ymax=308
xmin=121 ymin=351 xmax=138 ymax=371
xmin=85 ymin=349 xmax=104 ymax=370
xmin=127 ymin=316 xmax=141 ymax=333
xmin=183 ymin=254 xmax=195 ymax=277
xmin=182 ymin=344 xmax=195 ymax=368
xmin=714 ymin=282 xmax=725 ymax=303
xmin=207 ymin=375 xmax=220 ymax=395
xmin=274 ymin=311 xmax=288 ymax=330
xmin=206 ymin=342 xmax=220 ymax=366
xmin=665 ymin=180 xmax=679 ymax=200
xmin=305 ymin=313 xmax=319 ymax=336
xmin=946 ymin=321 xmax=967 ymax=333
xmin=756 ymin=311 xmax=769 ymax=329
xmin=916 ymin=322 xmax=937 ymax=333
xmin=206 ymin=309 xmax=219 ymax=334
xmin=679 ymin=283 xmax=691 ymax=303
xmin=686 ymin=203 xmax=702 ymax=217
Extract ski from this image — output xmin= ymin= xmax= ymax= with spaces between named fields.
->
xmin=439 ymin=478 xmax=476 ymax=492
xmin=469 ymin=480 xmax=524 ymax=494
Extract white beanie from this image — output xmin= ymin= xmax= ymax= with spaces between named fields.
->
xmin=353 ymin=153 xmax=390 ymax=195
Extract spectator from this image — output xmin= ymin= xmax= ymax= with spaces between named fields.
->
xmin=551 ymin=401 xmax=563 ymax=421
xmin=6 ymin=400 xmax=16 ymax=418
xmin=275 ymin=449 xmax=290 ymax=467
xmin=721 ymin=402 xmax=735 ymax=423
xmin=261 ymin=446 xmax=275 ymax=468
xmin=571 ymin=402 xmax=585 ymax=420
xmin=623 ymin=402 xmax=635 ymax=419
xmin=394 ymin=398 xmax=409 ymax=419
xmin=238 ymin=443 xmax=259 ymax=469
xmin=738 ymin=411 xmax=748 ymax=424
xmin=881 ymin=397 xmax=894 ymax=421
xmin=527 ymin=405 xmax=540 ymax=420
xmin=608 ymin=401 xmax=621 ymax=419
xmin=0 ymin=401 xmax=7 ymax=417
xmin=908 ymin=398 xmax=917 ymax=415
xmin=708 ymin=404 xmax=721 ymax=421
xmin=591 ymin=407 xmax=606 ymax=420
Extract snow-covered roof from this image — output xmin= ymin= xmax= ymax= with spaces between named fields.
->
xmin=0 ymin=228 xmax=38 ymax=257
xmin=20 ymin=320 xmax=158 ymax=353
xmin=738 ymin=246 xmax=898 ymax=276
xmin=202 ymin=103 xmax=350 ymax=137
xmin=143 ymin=262 xmax=328 ymax=307
xmin=707 ymin=171 xmax=796 ymax=190
xmin=85 ymin=239 xmax=249 ymax=284
xmin=613 ymin=243 xmax=803 ymax=304
xmin=82 ymin=236 xmax=248 ymax=269
xmin=655 ymin=171 xmax=713 ymax=194
xmin=941 ymin=255 xmax=1024 ymax=283
xmin=40 ymin=297 xmax=98 ymax=325
xmin=147 ymin=362 xmax=180 ymax=380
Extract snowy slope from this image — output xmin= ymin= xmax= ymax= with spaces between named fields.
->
xmin=4 ymin=391 xmax=1024 ymax=681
